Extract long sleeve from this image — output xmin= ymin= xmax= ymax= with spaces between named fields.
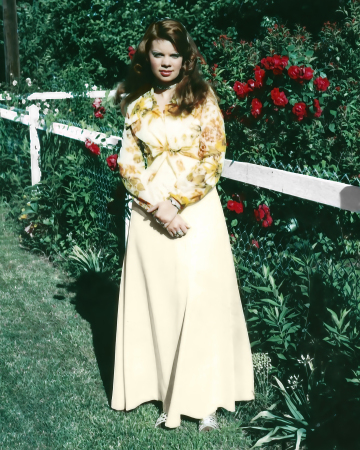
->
xmin=117 ymin=112 xmax=154 ymax=212
xmin=167 ymin=89 xmax=227 ymax=212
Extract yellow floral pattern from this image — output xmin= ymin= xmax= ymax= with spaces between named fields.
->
xmin=117 ymin=86 xmax=226 ymax=212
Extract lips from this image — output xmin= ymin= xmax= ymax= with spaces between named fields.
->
xmin=160 ymin=71 xmax=172 ymax=77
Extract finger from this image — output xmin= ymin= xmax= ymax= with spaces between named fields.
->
xmin=180 ymin=225 xmax=188 ymax=235
xmin=179 ymin=218 xmax=190 ymax=228
xmin=148 ymin=204 xmax=158 ymax=213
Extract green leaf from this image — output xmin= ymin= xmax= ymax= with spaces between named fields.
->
xmin=329 ymin=123 xmax=335 ymax=133
xmin=261 ymin=299 xmax=280 ymax=306
xmin=296 ymin=428 xmax=306 ymax=450
xmin=267 ymin=336 xmax=282 ymax=343
xmin=231 ymin=219 xmax=238 ymax=227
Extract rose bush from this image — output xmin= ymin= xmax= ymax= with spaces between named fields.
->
xmin=203 ymin=2 xmax=360 ymax=180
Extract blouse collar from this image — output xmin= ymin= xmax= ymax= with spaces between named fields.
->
xmin=148 ymin=87 xmax=178 ymax=108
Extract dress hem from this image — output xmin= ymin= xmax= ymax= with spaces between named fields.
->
xmin=110 ymin=394 xmax=255 ymax=428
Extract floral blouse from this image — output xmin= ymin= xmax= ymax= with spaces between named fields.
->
xmin=117 ymin=86 xmax=226 ymax=213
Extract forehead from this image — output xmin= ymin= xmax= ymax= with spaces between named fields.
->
xmin=150 ymin=39 xmax=178 ymax=53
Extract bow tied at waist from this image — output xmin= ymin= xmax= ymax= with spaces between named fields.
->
xmin=150 ymin=144 xmax=200 ymax=161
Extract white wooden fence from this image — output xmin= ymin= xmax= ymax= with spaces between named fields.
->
xmin=1 ymin=90 xmax=360 ymax=242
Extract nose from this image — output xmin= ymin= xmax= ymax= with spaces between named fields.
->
xmin=161 ymin=57 xmax=172 ymax=68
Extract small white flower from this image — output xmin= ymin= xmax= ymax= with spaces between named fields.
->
xmin=22 ymin=99 xmax=26 ymax=104
xmin=43 ymin=108 xmax=49 ymax=115
xmin=92 ymin=85 xmax=98 ymax=91
xmin=12 ymin=80 xmax=17 ymax=86
xmin=36 ymin=102 xmax=40 ymax=107
xmin=55 ymin=108 xmax=59 ymax=113
xmin=45 ymin=102 xmax=50 ymax=107
xmin=85 ymin=83 xmax=89 ymax=88
xmin=6 ymin=95 xmax=11 ymax=101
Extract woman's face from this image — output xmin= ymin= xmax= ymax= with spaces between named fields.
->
xmin=149 ymin=39 xmax=183 ymax=85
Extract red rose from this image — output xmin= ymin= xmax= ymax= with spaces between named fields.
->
xmin=254 ymin=65 xmax=266 ymax=88
xmin=292 ymin=102 xmax=308 ymax=121
xmin=254 ymin=207 xmax=265 ymax=221
xmin=234 ymin=201 xmax=244 ymax=214
xmin=261 ymin=56 xmax=274 ymax=70
xmin=262 ymin=215 xmax=273 ymax=227
xmin=251 ymin=239 xmax=260 ymax=249
xmin=227 ymin=200 xmax=236 ymax=211
xmin=247 ymin=79 xmax=256 ymax=91
xmin=270 ymin=87 xmax=288 ymax=107
xmin=288 ymin=65 xmax=314 ymax=83
xmin=254 ymin=204 xmax=272 ymax=226
xmin=288 ymin=65 xmax=300 ymax=79
xmin=227 ymin=200 xmax=244 ymax=213
xmin=299 ymin=66 xmax=314 ymax=81
xmin=85 ymin=139 xmax=101 ymax=156
xmin=261 ymin=55 xmax=288 ymax=74
xmin=106 ymin=154 xmax=118 ymax=171
xmin=251 ymin=98 xmax=262 ymax=118
xmin=273 ymin=54 xmax=289 ymax=75
xmin=94 ymin=106 xmax=106 ymax=119
xmin=233 ymin=81 xmax=249 ymax=99
xmin=128 ymin=46 xmax=136 ymax=59
xmin=335 ymin=86 xmax=341 ymax=91
xmin=314 ymin=76 xmax=330 ymax=91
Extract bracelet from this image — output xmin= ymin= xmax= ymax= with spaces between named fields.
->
xmin=169 ymin=196 xmax=181 ymax=211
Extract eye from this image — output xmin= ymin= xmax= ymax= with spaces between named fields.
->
xmin=171 ymin=54 xmax=180 ymax=58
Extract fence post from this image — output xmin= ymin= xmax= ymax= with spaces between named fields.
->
xmin=28 ymin=104 xmax=41 ymax=185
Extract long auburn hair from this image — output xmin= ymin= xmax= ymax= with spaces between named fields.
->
xmin=114 ymin=19 xmax=216 ymax=117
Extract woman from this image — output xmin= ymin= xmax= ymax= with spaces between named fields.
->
xmin=111 ymin=18 xmax=254 ymax=431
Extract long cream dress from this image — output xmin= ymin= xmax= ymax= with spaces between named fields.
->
xmin=111 ymin=86 xmax=254 ymax=428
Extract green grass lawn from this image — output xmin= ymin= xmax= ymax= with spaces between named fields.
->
xmin=0 ymin=202 xmax=255 ymax=450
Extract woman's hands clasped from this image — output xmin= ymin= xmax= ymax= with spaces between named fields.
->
xmin=148 ymin=200 xmax=191 ymax=238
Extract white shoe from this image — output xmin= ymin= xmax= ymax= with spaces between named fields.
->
xmin=199 ymin=411 xmax=220 ymax=432
xmin=155 ymin=412 xmax=168 ymax=428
